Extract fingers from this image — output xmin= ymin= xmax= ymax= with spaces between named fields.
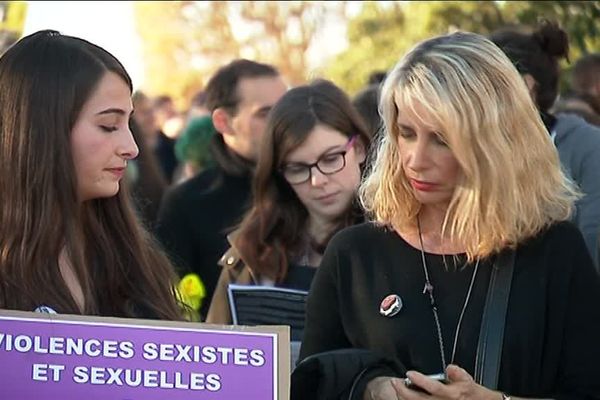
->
xmin=365 ymin=376 xmax=405 ymax=400
xmin=446 ymin=364 xmax=473 ymax=383
xmin=394 ymin=371 xmax=446 ymax=398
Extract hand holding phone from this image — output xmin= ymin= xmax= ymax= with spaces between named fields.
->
xmin=404 ymin=373 xmax=448 ymax=393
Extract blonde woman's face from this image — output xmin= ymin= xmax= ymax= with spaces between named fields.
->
xmin=396 ymin=101 xmax=461 ymax=209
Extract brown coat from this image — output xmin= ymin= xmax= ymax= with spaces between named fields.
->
xmin=205 ymin=233 xmax=260 ymax=324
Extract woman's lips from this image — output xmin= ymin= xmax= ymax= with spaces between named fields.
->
xmin=106 ymin=167 xmax=125 ymax=178
xmin=410 ymin=179 xmax=438 ymax=192
xmin=315 ymin=192 xmax=339 ymax=204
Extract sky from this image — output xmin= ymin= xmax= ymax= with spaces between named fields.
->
xmin=22 ymin=1 xmax=357 ymax=90
xmin=23 ymin=2 xmax=146 ymax=89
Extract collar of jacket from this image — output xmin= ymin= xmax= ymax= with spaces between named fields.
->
xmin=209 ymin=134 xmax=255 ymax=177
xmin=218 ymin=229 xmax=259 ymax=284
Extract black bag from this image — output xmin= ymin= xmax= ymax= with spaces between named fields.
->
xmin=291 ymin=348 xmax=406 ymax=400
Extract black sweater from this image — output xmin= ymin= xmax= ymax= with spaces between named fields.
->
xmin=300 ymin=221 xmax=600 ymax=399
xmin=156 ymin=136 xmax=253 ymax=319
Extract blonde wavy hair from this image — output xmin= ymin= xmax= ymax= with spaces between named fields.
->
xmin=360 ymin=32 xmax=578 ymax=260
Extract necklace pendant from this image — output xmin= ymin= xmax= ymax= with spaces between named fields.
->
xmin=379 ymin=294 xmax=403 ymax=317
xmin=423 ymin=282 xmax=434 ymax=295
xmin=423 ymin=282 xmax=434 ymax=294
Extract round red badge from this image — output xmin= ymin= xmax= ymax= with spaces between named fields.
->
xmin=379 ymin=294 xmax=402 ymax=317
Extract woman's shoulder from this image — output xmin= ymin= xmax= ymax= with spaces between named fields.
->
xmin=519 ymin=220 xmax=589 ymax=263
xmin=534 ymin=220 xmax=584 ymax=244
xmin=329 ymin=221 xmax=393 ymax=249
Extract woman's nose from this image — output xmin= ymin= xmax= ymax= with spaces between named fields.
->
xmin=119 ymin=127 xmax=140 ymax=160
xmin=310 ymin=166 xmax=328 ymax=187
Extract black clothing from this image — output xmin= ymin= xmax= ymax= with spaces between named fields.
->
xmin=540 ymin=110 xmax=557 ymax=134
xmin=156 ymin=135 xmax=254 ymax=319
xmin=284 ymin=264 xmax=317 ymax=291
xmin=154 ymin=131 xmax=178 ymax=183
xmin=299 ymin=221 xmax=600 ymax=399
xmin=291 ymin=348 xmax=406 ymax=400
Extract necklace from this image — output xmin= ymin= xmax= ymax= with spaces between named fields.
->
xmin=417 ymin=215 xmax=480 ymax=372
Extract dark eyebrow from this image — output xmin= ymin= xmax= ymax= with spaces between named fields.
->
xmin=95 ymin=108 xmax=132 ymax=117
xmin=286 ymin=143 xmax=347 ymax=165
xmin=255 ymin=105 xmax=272 ymax=114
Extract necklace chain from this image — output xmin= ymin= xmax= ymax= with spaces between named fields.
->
xmin=417 ymin=215 xmax=480 ymax=372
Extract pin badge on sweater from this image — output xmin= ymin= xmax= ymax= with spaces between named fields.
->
xmin=379 ymin=294 xmax=402 ymax=317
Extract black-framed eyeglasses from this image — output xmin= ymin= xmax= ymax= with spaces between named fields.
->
xmin=280 ymin=135 xmax=357 ymax=185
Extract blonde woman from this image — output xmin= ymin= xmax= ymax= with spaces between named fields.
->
xmin=295 ymin=32 xmax=600 ymax=399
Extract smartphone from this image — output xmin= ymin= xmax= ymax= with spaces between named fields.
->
xmin=404 ymin=373 xmax=448 ymax=393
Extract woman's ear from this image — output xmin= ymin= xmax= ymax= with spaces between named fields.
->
xmin=522 ymin=73 xmax=538 ymax=101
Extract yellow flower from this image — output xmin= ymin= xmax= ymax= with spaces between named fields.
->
xmin=177 ymin=273 xmax=206 ymax=312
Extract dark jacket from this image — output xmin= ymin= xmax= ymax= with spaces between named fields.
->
xmin=155 ymin=135 xmax=254 ymax=319
xmin=154 ymin=131 xmax=178 ymax=183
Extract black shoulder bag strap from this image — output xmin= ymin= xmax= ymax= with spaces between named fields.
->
xmin=474 ymin=249 xmax=515 ymax=389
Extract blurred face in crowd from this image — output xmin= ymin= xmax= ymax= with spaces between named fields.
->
xmin=154 ymin=98 xmax=178 ymax=127
xmin=226 ymin=76 xmax=287 ymax=161
xmin=396 ymin=100 xmax=461 ymax=210
xmin=71 ymin=72 xmax=139 ymax=201
xmin=282 ymin=124 xmax=365 ymax=226
xmin=132 ymin=95 xmax=158 ymax=143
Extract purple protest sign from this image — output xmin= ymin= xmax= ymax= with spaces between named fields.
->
xmin=0 ymin=310 xmax=290 ymax=400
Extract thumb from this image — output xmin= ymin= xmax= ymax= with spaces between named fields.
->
xmin=446 ymin=364 xmax=472 ymax=382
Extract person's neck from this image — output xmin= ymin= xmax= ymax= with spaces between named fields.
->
xmin=308 ymin=215 xmax=336 ymax=246
xmin=416 ymin=204 xmax=465 ymax=254
xmin=211 ymin=134 xmax=255 ymax=177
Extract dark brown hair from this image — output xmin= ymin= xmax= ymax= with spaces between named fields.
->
xmin=571 ymin=53 xmax=600 ymax=94
xmin=353 ymin=84 xmax=383 ymax=137
xmin=490 ymin=20 xmax=569 ymax=112
xmin=128 ymin=118 xmax=168 ymax=228
xmin=204 ymin=59 xmax=279 ymax=114
xmin=233 ymin=80 xmax=371 ymax=282
xmin=0 ymin=30 xmax=181 ymax=319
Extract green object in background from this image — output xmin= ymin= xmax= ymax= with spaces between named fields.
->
xmin=175 ymin=115 xmax=216 ymax=170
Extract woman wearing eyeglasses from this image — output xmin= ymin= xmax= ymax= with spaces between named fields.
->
xmin=206 ymin=79 xmax=371 ymax=325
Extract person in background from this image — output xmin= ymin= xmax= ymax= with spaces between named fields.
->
xmin=132 ymin=90 xmax=160 ymax=153
xmin=174 ymin=115 xmax=217 ymax=182
xmin=127 ymin=118 xmax=168 ymax=229
xmin=491 ymin=21 xmax=600 ymax=268
xmin=206 ymin=79 xmax=370 ymax=325
xmin=156 ymin=59 xmax=287 ymax=319
xmin=353 ymin=84 xmax=383 ymax=138
xmin=367 ymin=70 xmax=387 ymax=86
xmin=186 ymin=90 xmax=211 ymax=121
xmin=154 ymin=95 xmax=183 ymax=139
xmin=139 ymin=94 xmax=180 ymax=183
xmin=552 ymin=91 xmax=600 ymax=127
xmin=569 ymin=53 xmax=600 ymax=117
xmin=294 ymin=31 xmax=600 ymax=400
xmin=0 ymin=30 xmax=182 ymax=320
